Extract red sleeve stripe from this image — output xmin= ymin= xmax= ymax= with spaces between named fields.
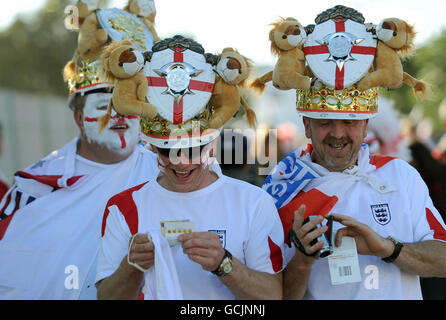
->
xmin=268 ymin=236 xmax=283 ymax=273
xmin=369 ymin=154 xmax=396 ymax=169
xmin=426 ymin=208 xmax=446 ymax=241
xmin=101 ymin=181 xmax=149 ymax=237
xmin=0 ymin=190 xmax=22 ymax=240
xmin=15 ymin=171 xmax=83 ymax=188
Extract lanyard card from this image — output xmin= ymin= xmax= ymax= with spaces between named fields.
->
xmin=328 ymin=236 xmax=362 ymax=285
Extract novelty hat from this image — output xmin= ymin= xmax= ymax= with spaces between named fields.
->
xmin=136 ymin=35 xmax=255 ymax=149
xmin=297 ymin=5 xmax=378 ymax=119
xmin=63 ymin=0 xmax=158 ymax=102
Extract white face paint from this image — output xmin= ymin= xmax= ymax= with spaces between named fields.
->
xmin=82 ymin=92 xmax=140 ymax=154
xmin=136 ymin=0 xmax=156 ymax=17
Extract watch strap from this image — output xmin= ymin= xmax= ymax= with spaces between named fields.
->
xmin=382 ymin=236 xmax=404 ymax=263
xmin=211 ymin=249 xmax=232 ymax=276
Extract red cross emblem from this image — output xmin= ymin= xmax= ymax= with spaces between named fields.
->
xmin=145 ymin=47 xmax=215 ymax=124
xmin=304 ymin=18 xmax=377 ymax=90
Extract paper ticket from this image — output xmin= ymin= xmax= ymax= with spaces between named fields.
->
xmin=160 ymin=220 xmax=195 ymax=246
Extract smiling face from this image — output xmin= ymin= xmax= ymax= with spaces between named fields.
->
xmin=152 ymin=142 xmax=217 ymax=193
xmin=303 ymin=117 xmax=368 ymax=172
xmin=82 ymin=92 xmax=140 ymax=154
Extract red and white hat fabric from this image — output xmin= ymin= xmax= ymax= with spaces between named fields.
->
xmin=140 ymin=35 xmax=221 ymax=149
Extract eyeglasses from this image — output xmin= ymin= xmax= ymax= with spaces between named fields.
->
xmin=156 ymin=145 xmax=207 ymax=160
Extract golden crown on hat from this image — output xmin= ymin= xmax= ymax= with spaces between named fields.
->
xmin=297 ymin=79 xmax=378 ymax=119
xmin=67 ymin=60 xmax=112 ymax=96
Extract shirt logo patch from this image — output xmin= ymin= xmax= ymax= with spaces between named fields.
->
xmin=371 ymin=203 xmax=391 ymax=225
xmin=208 ymin=229 xmax=226 ymax=248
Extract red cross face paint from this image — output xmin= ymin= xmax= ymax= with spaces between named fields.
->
xmin=83 ymin=93 xmax=140 ymax=154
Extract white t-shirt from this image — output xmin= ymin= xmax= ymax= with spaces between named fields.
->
xmin=0 ymin=138 xmax=159 ymax=299
xmin=265 ymin=144 xmax=446 ymax=300
xmin=97 ymin=169 xmax=285 ymax=300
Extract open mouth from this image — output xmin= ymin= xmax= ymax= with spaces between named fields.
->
xmin=110 ymin=122 xmax=129 ymax=130
xmin=172 ymin=168 xmax=196 ymax=179
xmin=328 ymin=142 xmax=348 ymax=151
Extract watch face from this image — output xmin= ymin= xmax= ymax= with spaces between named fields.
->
xmin=222 ymin=258 xmax=233 ymax=274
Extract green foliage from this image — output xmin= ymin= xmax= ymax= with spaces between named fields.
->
xmin=382 ymin=28 xmax=446 ymax=133
xmin=0 ymin=0 xmax=78 ymax=97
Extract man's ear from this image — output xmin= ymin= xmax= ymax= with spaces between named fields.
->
xmin=363 ymin=119 xmax=369 ymax=137
xmin=150 ymin=144 xmax=158 ymax=154
xmin=302 ymin=116 xmax=312 ymax=139
xmin=73 ymin=108 xmax=84 ymax=133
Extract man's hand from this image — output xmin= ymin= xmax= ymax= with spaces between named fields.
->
xmin=178 ymin=232 xmax=225 ymax=271
xmin=292 ymin=205 xmax=328 ymax=260
xmin=331 ymin=214 xmax=394 ymax=258
xmin=128 ymin=233 xmax=155 ymax=271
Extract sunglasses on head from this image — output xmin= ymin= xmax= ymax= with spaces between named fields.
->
xmin=156 ymin=145 xmax=207 ymax=160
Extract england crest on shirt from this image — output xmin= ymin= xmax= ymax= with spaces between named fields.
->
xmin=371 ymin=203 xmax=391 ymax=225
xmin=209 ymin=229 xmax=226 ymax=248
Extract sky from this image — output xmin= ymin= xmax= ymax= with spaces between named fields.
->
xmin=2 ymin=0 xmax=446 ymax=65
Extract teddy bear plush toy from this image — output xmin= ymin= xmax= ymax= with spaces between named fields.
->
xmin=207 ymin=48 xmax=256 ymax=129
xmin=124 ymin=0 xmax=160 ymax=43
xmin=249 ymin=17 xmax=311 ymax=95
xmin=357 ymin=18 xmax=429 ymax=99
xmin=63 ymin=0 xmax=108 ymax=82
xmin=98 ymin=40 xmax=158 ymax=131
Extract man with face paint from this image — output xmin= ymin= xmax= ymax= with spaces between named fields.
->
xmin=95 ymin=35 xmax=285 ymax=300
xmin=0 ymin=62 xmax=159 ymax=299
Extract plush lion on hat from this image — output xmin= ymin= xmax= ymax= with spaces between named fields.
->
xmin=249 ymin=17 xmax=311 ymax=95
xmin=63 ymin=0 xmax=108 ymax=82
xmin=357 ymin=18 xmax=430 ymax=99
xmin=99 ymin=40 xmax=158 ymax=131
xmin=208 ymin=48 xmax=256 ymax=129
xmin=124 ymin=0 xmax=160 ymax=43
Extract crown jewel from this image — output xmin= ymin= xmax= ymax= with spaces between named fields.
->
xmin=67 ymin=60 xmax=111 ymax=95
xmin=297 ymin=79 xmax=378 ymax=119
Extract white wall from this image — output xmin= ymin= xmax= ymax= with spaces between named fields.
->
xmin=0 ymin=89 xmax=78 ymax=184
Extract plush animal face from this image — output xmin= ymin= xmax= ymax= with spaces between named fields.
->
xmin=102 ymin=41 xmax=145 ymax=79
xmin=269 ymin=17 xmax=307 ymax=54
xmin=216 ymin=48 xmax=251 ymax=85
xmin=376 ymin=18 xmax=415 ymax=55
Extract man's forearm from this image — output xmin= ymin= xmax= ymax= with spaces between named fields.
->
xmin=219 ymin=258 xmax=283 ymax=299
xmin=97 ymin=256 xmax=144 ymax=300
xmin=283 ymin=252 xmax=314 ymax=300
xmin=393 ymin=240 xmax=446 ymax=277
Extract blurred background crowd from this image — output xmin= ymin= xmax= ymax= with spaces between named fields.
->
xmin=0 ymin=0 xmax=445 ymax=300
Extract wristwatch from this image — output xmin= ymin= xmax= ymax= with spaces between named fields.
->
xmin=382 ymin=236 xmax=404 ymax=263
xmin=211 ymin=249 xmax=233 ymax=276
